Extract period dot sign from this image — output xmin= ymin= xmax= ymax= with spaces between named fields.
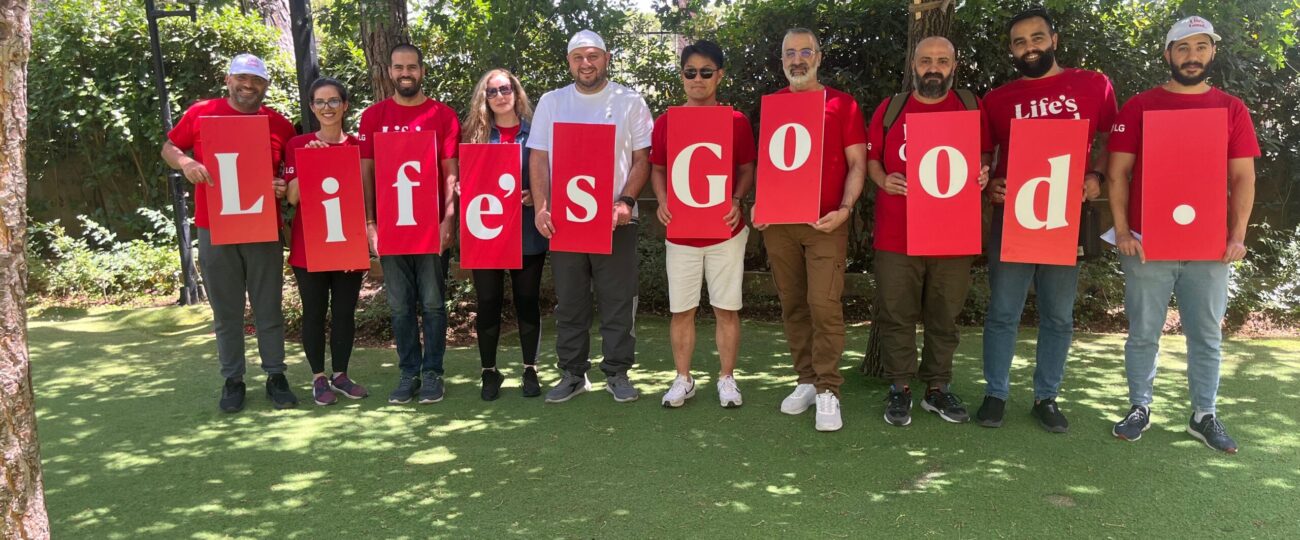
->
xmin=1173 ymin=204 xmax=1196 ymax=225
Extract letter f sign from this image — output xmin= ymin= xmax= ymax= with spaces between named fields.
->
xmin=394 ymin=160 xmax=421 ymax=226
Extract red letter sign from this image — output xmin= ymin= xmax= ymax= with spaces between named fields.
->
xmin=667 ymin=106 xmax=733 ymax=240
xmin=295 ymin=145 xmax=370 ymax=272
xmin=374 ymin=131 xmax=441 ymax=255
xmin=199 ymin=115 xmax=279 ymax=245
xmin=1001 ymin=119 xmax=1089 ymax=265
xmin=754 ymin=91 xmax=824 ymax=224
xmin=1142 ymin=108 xmax=1228 ymax=261
xmin=459 ymin=143 xmax=523 ymax=269
xmin=905 ymin=110 xmax=982 ymax=256
xmin=550 ymin=122 xmax=615 ymax=254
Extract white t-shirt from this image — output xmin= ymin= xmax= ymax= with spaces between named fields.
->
xmin=527 ymin=81 xmax=654 ymax=212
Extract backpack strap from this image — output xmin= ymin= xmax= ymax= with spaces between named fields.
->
xmin=953 ymin=88 xmax=979 ymax=111
xmin=881 ymin=91 xmax=912 ymax=133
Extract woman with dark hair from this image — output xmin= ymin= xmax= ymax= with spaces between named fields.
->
xmin=283 ymin=77 xmax=369 ymax=405
xmin=462 ymin=68 xmax=547 ymax=400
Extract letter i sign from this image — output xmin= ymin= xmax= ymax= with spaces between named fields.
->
xmin=1141 ymin=109 xmax=1228 ymax=261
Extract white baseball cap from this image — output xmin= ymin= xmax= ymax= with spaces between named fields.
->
xmin=567 ymin=30 xmax=607 ymax=53
xmin=1166 ymin=16 xmax=1222 ymax=48
xmin=228 ymin=53 xmax=269 ymax=80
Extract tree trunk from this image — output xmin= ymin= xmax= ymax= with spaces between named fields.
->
xmin=900 ymin=0 xmax=955 ymax=92
xmin=359 ymin=0 xmax=409 ymax=101
xmin=0 ymin=0 xmax=51 ymax=537
xmin=249 ymin=0 xmax=295 ymax=62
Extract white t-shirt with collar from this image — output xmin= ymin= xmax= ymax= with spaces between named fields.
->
xmin=526 ymin=81 xmax=654 ymax=213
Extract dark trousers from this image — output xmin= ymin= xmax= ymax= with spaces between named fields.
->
xmin=551 ymin=223 xmax=639 ymax=376
xmin=197 ymin=228 xmax=285 ymax=380
xmin=873 ymin=250 xmax=975 ymax=388
xmin=291 ymin=266 xmax=365 ymax=375
xmin=380 ymin=253 xmax=447 ymax=377
xmin=472 ymin=252 xmax=546 ymax=369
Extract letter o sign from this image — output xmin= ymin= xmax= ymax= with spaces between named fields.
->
xmin=769 ymin=123 xmax=812 ymax=172
xmin=918 ymin=146 xmax=968 ymax=199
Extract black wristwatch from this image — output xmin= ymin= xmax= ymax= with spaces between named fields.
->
xmin=617 ymin=195 xmax=637 ymax=208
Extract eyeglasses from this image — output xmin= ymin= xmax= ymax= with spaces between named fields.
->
xmin=783 ymin=48 xmax=816 ymax=60
xmin=485 ymin=84 xmax=514 ymax=99
xmin=681 ymin=68 xmax=716 ymax=80
xmin=311 ymin=98 xmax=343 ymax=109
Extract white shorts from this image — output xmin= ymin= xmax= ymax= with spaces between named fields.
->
xmin=665 ymin=227 xmax=749 ymax=314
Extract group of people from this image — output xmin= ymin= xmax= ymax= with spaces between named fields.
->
xmin=161 ymin=8 xmax=1259 ymax=454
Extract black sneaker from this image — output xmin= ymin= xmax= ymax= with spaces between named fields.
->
xmin=884 ymin=386 xmax=913 ymax=427
xmin=481 ymin=369 xmax=504 ymax=401
xmin=219 ymin=378 xmax=246 ymax=413
xmin=418 ymin=372 xmax=445 ymax=404
xmin=1187 ymin=414 xmax=1238 ymax=454
xmin=521 ymin=365 xmax=541 ymax=398
xmin=976 ymin=396 xmax=1005 ymax=428
xmin=265 ymin=373 xmax=299 ymax=409
xmin=1031 ymin=398 xmax=1069 ymax=433
xmin=921 ymin=387 xmax=969 ymax=423
xmin=388 ymin=375 xmax=420 ymax=404
xmin=1112 ymin=405 xmax=1151 ymax=441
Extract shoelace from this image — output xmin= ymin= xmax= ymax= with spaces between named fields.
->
xmin=934 ymin=391 xmax=963 ymax=410
xmin=1125 ymin=407 xmax=1148 ymax=425
xmin=669 ymin=377 xmax=692 ymax=395
xmin=886 ymin=391 xmax=910 ymax=408
xmin=718 ymin=377 xmax=738 ymax=394
xmin=1205 ymin=417 xmax=1228 ymax=436
xmin=816 ymin=393 xmax=837 ymax=412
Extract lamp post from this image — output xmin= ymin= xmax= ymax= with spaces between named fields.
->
xmin=146 ymin=0 xmax=203 ymax=305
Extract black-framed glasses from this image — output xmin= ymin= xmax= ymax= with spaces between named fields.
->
xmin=311 ymin=98 xmax=343 ymax=109
xmin=783 ymin=48 xmax=816 ymax=60
xmin=682 ymin=68 xmax=717 ymax=80
xmin=485 ymin=84 xmax=514 ymax=99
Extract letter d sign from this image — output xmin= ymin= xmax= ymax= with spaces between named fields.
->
xmin=1000 ymin=118 xmax=1089 ymax=265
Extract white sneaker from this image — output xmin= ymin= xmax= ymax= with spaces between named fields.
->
xmin=780 ymin=383 xmax=817 ymax=415
xmin=717 ymin=375 xmax=743 ymax=408
xmin=661 ymin=375 xmax=695 ymax=408
xmin=815 ymin=391 xmax=843 ymax=432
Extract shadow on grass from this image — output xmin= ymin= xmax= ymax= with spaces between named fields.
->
xmin=29 ymin=306 xmax=1300 ymax=538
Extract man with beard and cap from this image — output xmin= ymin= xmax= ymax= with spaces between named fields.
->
xmin=756 ymin=28 xmax=868 ymax=432
xmin=162 ymin=53 xmax=300 ymax=412
xmin=1106 ymin=16 xmax=1260 ymax=454
xmin=529 ymin=30 xmax=654 ymax=404
xmin=976 ymin=7 xmax=1118 ymax=433
xmin=866 ymin=36 xmax=991 ymax=428
xmin=357 ymin=43 xmax=462 ymax=405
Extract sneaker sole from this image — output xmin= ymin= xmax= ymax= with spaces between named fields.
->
xmin=1036 ymin=416 xmax=1069 ymax=434
xmin=544 ymin=385 xmax=589 ymax=404
xmin=884 ymin=413 xmax=912 ymax=427
xmin=607 ymin=385 xmax=640 ymax=403
xmin=418 ymin=395 xmax=445 ymax=404
xmin=815 ymin=419 xmax=843 ymax=432
xmin=1186 ymin=426 xmax=1239 ymax=454
xmin=329 ymin=382 xmax=369 ymax=399
xmin=388 ymin=396 xmax=413 ymax=404
xmin=780 ymin=400 xmax=814 ymax=415
xmin=920 ymin=400 xmax=967 ymax=423
xmin=1112 ymin=421 xmax=1152 ymax=441
xmin=314 ymin=397 xmax=337 ymax=406
xmin=662 ymin=387 xmax=696 ymax=408
xmin=720 ymin=398 xmax=743 ymax=408
xmin=266 ymin=391 xmax=298 ymax=410
xmin=977 ymin=417 xmax=1004 ymax=428
xmin=220 ymin=403 xmax=244 ymax=413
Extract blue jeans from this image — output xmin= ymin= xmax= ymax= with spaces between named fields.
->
xmin=982 ymin=210 xmax=1080 ymax=401
xmin=1120 ymin=254 xmax=1228 ymax=414
xmin=381 ymin=253 xmax=447 ymax=377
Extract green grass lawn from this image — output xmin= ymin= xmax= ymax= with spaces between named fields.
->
xmin=29 ymin=305 xmax=1300 ymax=538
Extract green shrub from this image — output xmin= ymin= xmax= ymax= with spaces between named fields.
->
xmin=29 ymin=208 xmax=184 ymax=300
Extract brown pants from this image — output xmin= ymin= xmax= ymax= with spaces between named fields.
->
xmin=873 ymin=250 xmax=974 ymax=388
xmin=763 ymin=223 xmax=848 ymax=396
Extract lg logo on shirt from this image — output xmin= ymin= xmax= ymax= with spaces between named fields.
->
xmin=1112 ymin=123 xmax=1127 ymax=133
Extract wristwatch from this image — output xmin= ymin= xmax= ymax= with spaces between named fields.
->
xmin=617 ymin=195 xmax=637 ymax=208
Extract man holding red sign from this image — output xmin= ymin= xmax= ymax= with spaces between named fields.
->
xmin=754 ymin=28 xmax=867 ymax=432
xmin=1107 ymin=17 xmax=1260 ymax=453
xmin=358 ymin=44 xmax=462 ymax=406
xmin=161 ymin=53 xmax=299 ymax=413
xmin=528 ymin=30 xmax=654 ymax=404
xmin=866 ymin=37 xmax=991 ymax=428
xmin=649 ymin=40 xmax=755 ymax=409
xmin=977 ymin=8 xmax=1118 ymax=433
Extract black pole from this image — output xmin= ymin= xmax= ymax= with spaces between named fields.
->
xmin=146 ymin=0 xmax=203 ymax=305
xmin=288 ymin=0 xmax=320 ymax=132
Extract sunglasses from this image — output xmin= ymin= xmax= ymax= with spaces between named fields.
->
xmin=681 ymin=68 xmax=717 ymax=80
xmin=485 ymin=84 xmax=514 ymax=99
xmin=311 ymin=98 xmax=343 ymax=109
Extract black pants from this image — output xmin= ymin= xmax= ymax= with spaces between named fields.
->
xmin=472 ymin=252 xmax=546 ymax=369
xmin=292 ymin=266 xmax=365 ymax=375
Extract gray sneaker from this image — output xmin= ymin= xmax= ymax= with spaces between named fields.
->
xmin=605 ymin=373 xmax=640 ymax=403
xmin=418 ymin=372 xmax=445 ymax=404
xmin=544 ymin=372 xmax=591 ymax=403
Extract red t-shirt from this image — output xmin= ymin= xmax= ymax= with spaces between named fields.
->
xmin=773 ymin=86 xmax=869 ymax=218
xmin=649 ymin=108 xmax=757 ymax=247
xmin=867 ymin=91 xmax=994 ymax=254
xmin=284 ymin=132 xmax=360 ymax=269
xmin=1107 ymin=86 xmax=1261 ymax=235
xmin=166 ymin=98 xmax=297 ymax=229
xmin=983 ymin=68 xmax=1118 ymax=179
xmin=357 ymin=97 xmax=461 ymax=220
xmin=496 ymin=124 xmax=521 ymax=144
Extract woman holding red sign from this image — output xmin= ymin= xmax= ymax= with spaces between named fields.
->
xmin=283 ymin=78 xmax=370 ymax=406
xmin=462 ymin=68 xmax=548 ymax=401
